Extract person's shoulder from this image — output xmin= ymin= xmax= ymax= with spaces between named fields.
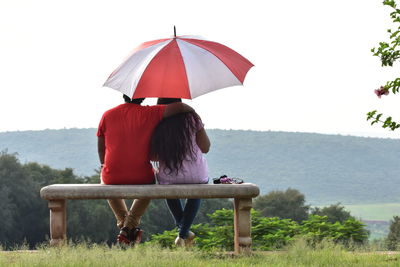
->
xmin=139 ymin=104 xmax=166 ymax=113
xmin=141 ymin=104 xmax=165 ymax=109
xmin=103 ymin=103 xmax=126 ymax=116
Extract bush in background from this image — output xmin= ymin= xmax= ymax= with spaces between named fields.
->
xmin=387 ymin=216 xmax=400 ymax=250
xmin=149 ymin=209 xmax=369 ymax=251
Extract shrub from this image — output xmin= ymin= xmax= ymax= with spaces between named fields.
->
xmin=149 ymin=209 xmax=369 ymax=251
xmin=387 ymin=216 xmax=400 ymax=250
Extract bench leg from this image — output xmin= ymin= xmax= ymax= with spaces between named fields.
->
xmin=233 ymin=198 xmax=252 ymax=254
xmin=48 ymin=200 xmax=67 ymax=246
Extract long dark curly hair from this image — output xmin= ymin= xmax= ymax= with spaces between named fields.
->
xmin=150 ymin=99 xmax=200 ymax=175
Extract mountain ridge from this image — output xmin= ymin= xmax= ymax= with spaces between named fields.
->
xmin=1 ymin=128 xmax=400 ymax=205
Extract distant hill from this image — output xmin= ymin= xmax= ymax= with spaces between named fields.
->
xmin=1 ymin=128 xmax=400 ymax=205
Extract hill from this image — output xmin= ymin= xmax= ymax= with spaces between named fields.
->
xmin=1 ymin=128 xmax=400 ymax=205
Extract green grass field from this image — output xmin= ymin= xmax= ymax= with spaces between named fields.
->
xmin=1 ymin=240 xmax=399 ymax=267
xmin=339 ymin=202 xmax=400 ymax=240
xmin=345 ymin=203 xmax=400 ymax=221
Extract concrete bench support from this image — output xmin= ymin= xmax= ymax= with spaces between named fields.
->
xmin=41 ymin=183 xmax=259 ymax=254
xmin=234 ymin=198 xmax=252 ymax=254
xmin=48 ymin=199 xmax=66 ymax=246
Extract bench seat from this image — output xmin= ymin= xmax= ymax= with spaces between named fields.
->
xmin=40 ymin=183 xmax=259 ymax=199
xmin=40 ymin=183 xmax=260 ymax=253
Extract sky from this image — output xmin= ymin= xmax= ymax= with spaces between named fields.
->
xmin=1 ymin=0 xmax=400 ymax=138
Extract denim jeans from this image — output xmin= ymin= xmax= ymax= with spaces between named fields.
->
xmin=166 ymin=199 xmax=201 ymax=239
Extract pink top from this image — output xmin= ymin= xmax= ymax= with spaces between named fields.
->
xmin=156 ymin=120 xmax=209 ymax=185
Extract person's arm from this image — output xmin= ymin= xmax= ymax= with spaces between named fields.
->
xmin=98 ymin=136 xmax=105 ymax=166
xmin=196 ymin=128 xmax=211 ymax=153
xmin=162 ymin=102 xmax=194 ymax=118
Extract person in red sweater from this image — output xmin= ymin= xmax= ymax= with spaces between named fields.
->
xmin=97 ymin=95 xmax=194 ymax=245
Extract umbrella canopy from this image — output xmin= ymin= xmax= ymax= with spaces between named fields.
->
xmin=104 ymin=34 xmax=254 ymax=99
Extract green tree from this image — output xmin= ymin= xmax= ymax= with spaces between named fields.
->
xmin=0 ymin=152 xmax=234 ymax=247
xmin=387 ymin=215 xmax=400 ymax=250
xmin=23 ymin=159 xmax=116 ymax=245
xmin=367 ymin=0 xmax=400 ymax=130
xmin=0 ymin=151 xmax=43 ymax=248
xmin=311 ymin=203 xmax=354 ymax=224
xmin=0 ymin=152 xmax=118 ymax=247
xmin=300 ymin=215 xmax=368 ymax=246
xmin=254 ymin=188 xmax=310 ymax=222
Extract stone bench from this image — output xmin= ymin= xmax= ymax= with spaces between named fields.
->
xmin=40 ymin=183 xmax=260 ymax=253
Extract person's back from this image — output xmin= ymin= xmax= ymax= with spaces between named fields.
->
xmin=98 ymin=103 xmax=165 ymax=184
xmin=153 ymin=112 xmax=208 ymax=184
xmin=97 ymin=95 xmax=195 ymax=246
xmin=150 ymin=97 xmax=211 ymax=247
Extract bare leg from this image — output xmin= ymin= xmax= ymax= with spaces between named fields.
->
xmin=107 ymin=199 xmax=128 ymax=228
xmin=124 ymin=199 xmax=151 ymax=229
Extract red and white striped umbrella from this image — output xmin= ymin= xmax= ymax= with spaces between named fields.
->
xmin=103 ymin=31 xmax=254 ymax=99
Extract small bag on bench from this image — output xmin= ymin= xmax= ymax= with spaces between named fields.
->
xmin=213 ymin=175 xmax=244 ymax=184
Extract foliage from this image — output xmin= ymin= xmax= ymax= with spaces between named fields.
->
xmin=311 ymin=203 xmax=354 ymax=224
xmin=0 ymin=151 xmax=371 ymax=251
xmin=253 ymin=188 xmax=310 ymax=222
xmin=148 ymin=208 xmax=235 ymax=251
xmin=0 ymin=151 xmax=46 ymax=248
xmin=300 ymin=215 xmax=369 ymax=246
xmin=141 ymin=198 xmax=231 ymax=241
xmin=150 ymin=210 xmax=369 ymax=251
xmin=367 ymin=110 xmax=400 ymax=131
xmin=387 ymin=215 xmax=400 ymax=250
xmin=367 ymin=0 xmax=400 ymax=130
xmin=3 ymin=128 xmax=400 ymax=205
xmin=251 ymin=211 xmax=299 ymax=250
xmin=0 ymin=152 xmax=231 ymax=248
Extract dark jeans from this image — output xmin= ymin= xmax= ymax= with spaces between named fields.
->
xmin=166 ymin=199 xmax=201 ymax=239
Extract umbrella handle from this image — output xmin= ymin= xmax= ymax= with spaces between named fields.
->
xmin=174 ymin=25 xmax=176 ymax=38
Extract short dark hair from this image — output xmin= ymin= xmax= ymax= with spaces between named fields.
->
xmin=157 ymin=98 xmax=182 ymax=105
xmin=123 ymin=94 xmax=145 ymax=104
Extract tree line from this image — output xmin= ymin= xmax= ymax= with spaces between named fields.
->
xmin=1 ymin=152 xmax=399 ymax=250
xmin=3 ymin=128 xmax=400 ymax=206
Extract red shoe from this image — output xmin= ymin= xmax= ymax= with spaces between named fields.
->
xmin=117 ymin=227 xmax=131 ymax=245
xmin=129 ymin=228 xmax=144 ymax=244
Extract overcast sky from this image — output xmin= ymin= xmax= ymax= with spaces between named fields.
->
xmin=1 ymin=0 xmax=399 ymax=138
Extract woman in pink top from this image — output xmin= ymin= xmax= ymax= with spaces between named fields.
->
xmin=150 ymin=98 xmax=210 ymax=247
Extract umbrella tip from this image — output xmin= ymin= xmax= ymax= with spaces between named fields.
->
xmin=174 ymin=25 xmax=176 ymax=38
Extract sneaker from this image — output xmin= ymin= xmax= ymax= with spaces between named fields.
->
xmin=185 ymin=231 xmax=195 ymax=247
xmin=175 ymin=236 xmax=185 ymax=247
xmin=175 ymin=231 xmax=196 ymax=247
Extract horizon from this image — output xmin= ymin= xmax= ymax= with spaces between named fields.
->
xmin=1 ymin=126 xmax=400 ymax=140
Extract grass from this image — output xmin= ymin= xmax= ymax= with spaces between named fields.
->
xmin=345 ymin=203 xmax=400 ymax=221
xmin=1 ymin=240 xmax=399 ymax=267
